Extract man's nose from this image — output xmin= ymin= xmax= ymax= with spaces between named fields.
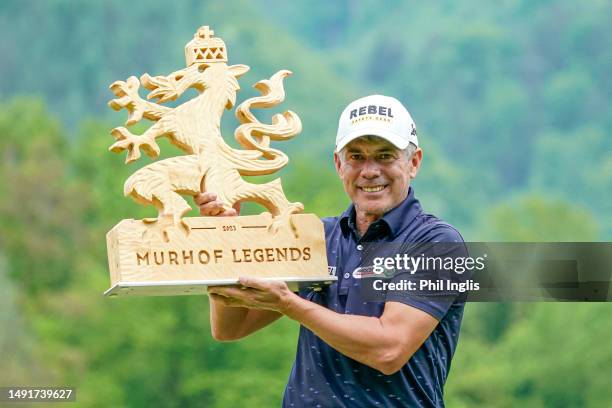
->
xmin=360 ymin=158 xmax=381 ymax=179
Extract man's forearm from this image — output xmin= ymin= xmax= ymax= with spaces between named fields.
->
xmin=209 ymin=296 xmax=249 ymax=341
xmin=207 ymin=278 xmax=436 ymax=373
xmin=209 ymin=295 xmax=283 ymax=341
xmin=283 ymin=294 xmax=410 ymax=373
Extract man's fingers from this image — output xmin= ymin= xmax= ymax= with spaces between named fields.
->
xmin=208 ymin=286 xmax=236 ymax=296
xmin=208 ymin=292 xmax=227 ymax=302
xmin=194 ymin=192 xmax=240 ymax=217
xmin=209 ymin=285 xmax=250 ymax=298
xmin=201 ymin=203 xmax=238 ymax=216
xmin=209 ymin=286 xmax=262 ymax=308
xmin=208 ymin=205 xmax=223 ymax=216
xmin=194 ymin=192 xmax=217 ymax=206
xmin=199 ymin=200 xmax=225 ymax=216
xmin=224 ymin=208 xmax=238 ymax=216
xmin=238 ymin=276 xmax=268 ymax=290
xmin=210 ymin=293 xmax=243 ymax=307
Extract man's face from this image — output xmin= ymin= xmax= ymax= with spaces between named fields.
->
xmin=334 ymin=137 xmax=422 ymax=218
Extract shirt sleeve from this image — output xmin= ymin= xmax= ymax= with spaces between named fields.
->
xmin=384 ymin=224 xmax=468 ymax=321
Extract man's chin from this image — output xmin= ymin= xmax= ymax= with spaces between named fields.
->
xmin=355 ymin=203 xmax=388 ymax=218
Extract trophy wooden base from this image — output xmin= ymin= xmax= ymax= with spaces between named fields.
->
xmin=105 ymin=213 xmax=334 ymax=297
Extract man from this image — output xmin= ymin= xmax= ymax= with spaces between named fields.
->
xmin=196 ymin=95 xmax=466 ymax=407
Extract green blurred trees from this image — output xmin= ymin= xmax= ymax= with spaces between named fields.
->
xmin=445 ymin=191 xmax=607 ymax=407
xmin=483 ymin=195 xmax=598 ymax=241
xmin=0 ymin=99 xmax=91 ymax=293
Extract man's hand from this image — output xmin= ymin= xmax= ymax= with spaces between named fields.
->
xmin=208 ymin=277 xmax=297 ymax=313
xmin=194 ymin=192 xmax=241 ymax=216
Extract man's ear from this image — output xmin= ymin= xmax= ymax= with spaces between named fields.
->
xmin=228 ymin=64 xmax=250 ymax=78
xmin=334 ymin=151 xmax=343 ymax=176
xmin=409 ymin=148 xmax=423 ymax=179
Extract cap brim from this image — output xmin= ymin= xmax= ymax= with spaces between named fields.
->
xmin=335 ymin=128 xmax=414 ymax=152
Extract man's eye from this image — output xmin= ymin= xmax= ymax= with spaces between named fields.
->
xmin=378 ymin=154 xmax=394 ymax=161
xmin=349 ymin=154 xmax=363 ymax=160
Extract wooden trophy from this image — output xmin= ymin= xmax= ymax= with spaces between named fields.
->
xmin=104 ymin=26 xmax=335 ymax=297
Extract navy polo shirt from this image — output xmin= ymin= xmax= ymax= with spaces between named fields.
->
xmin=283 ymin=188 xmax=466 ymax=408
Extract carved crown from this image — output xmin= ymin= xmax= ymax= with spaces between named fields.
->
xmin=184 ymin=26 xmax=228 ymax=66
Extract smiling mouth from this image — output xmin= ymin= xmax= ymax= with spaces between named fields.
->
xmin=359 ymin=185 xmax=387 ymax=193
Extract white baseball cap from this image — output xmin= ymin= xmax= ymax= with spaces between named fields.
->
xmin=335 ymin=95 xmax=418 ymax=152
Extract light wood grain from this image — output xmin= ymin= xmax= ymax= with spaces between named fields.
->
xmin=106 ymin=214 xmax=329 ymax=288
xmin=105 ymin=26 xmax=329 ymax=296
xmin=107 ymin=26 xmax=303 ymax=242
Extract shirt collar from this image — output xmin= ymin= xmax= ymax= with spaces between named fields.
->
xmin=339 ymin=187 xmax=422 ymax=239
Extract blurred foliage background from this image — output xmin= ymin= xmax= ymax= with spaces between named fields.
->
xmin=0 ymin=0 xmax=611 ymax=406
